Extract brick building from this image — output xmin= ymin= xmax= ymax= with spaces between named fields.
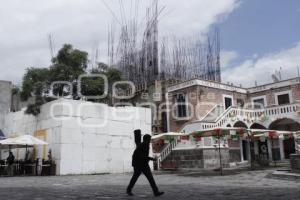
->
xmin=156 ymin=77 xmax=300 ymax=169
xmin=167 ymin=77 xmax=300 ymax=133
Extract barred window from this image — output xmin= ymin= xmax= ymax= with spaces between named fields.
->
xmin=176 ymin=94 xmax=187 ymax=118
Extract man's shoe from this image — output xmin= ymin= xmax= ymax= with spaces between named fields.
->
xmin=127 ymin=191 xmax=134 ymax=196
xmin=154 ymin=191 xmax=164 ymax=197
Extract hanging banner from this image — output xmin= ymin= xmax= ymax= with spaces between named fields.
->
xmin=180 ymin=135 xmax=189 ymax=140
xmin=278 ymin=134 xmax=284 ymax=139
xmin=230 ymin=130 xmax=236 ymax=136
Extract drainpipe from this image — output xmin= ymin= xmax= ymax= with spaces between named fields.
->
xmin=166 ymin=91 xmax=170 ymax=132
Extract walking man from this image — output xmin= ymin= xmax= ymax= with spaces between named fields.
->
xmin=127 ymin=134 xmax=164 ymax=197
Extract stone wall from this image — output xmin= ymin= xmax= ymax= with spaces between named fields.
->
xmin=162 ymin=148 xmax=231 ymax=169
xmin=290 ymin=154 xmax=300 ymax=173
xmin=228 ymin=149 xmax=241 ymax=163
xmin=203 ymin=148 xmax=230 ymax=168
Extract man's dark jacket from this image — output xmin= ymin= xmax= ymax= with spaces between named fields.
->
xmin=132 ymin=142 xmax=151 ymax=168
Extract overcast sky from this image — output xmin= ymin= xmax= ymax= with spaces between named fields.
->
xmin=0 ymin=0 xmax=299 ymax=87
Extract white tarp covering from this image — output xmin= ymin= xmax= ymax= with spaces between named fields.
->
xmin=1 ymin=99 xmax=151 ymax=175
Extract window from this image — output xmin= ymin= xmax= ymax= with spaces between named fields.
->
xmin=223 ymin=95 xmax=233 ymax=110
xmin=176 ymin=94 xmax=187 ymax=118
xmin=275 ymin=91 xmax=292 ymax=105
xmin=253 ymin=98 xmax=265 ymax=109
xmin=237 ymin=98 xmax=245 ymax=108
xmin=224 ymin=97 xmax=232 ymax=109
xmin=161 ymin=112 xmax=168 ymax=132
xmin=251 ymin=96 xmax=266 ymax=109
xmin=277 ymin=94 xmax=290 ymax=105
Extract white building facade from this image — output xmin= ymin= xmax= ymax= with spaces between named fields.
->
xmin=1 ymin=99 xmax=151 ymax=175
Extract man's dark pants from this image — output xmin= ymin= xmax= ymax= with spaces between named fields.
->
xmin=127 ymin=165 xmax=159 ymax=193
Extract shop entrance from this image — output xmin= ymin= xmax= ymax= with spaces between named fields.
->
xmin=283 ymin=138 xmax=295 ymax=159
xmin=258 ymin=140 xmax=269 ymax=165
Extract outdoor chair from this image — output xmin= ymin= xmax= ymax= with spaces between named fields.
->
xmin=23 ymin=159 xmax=38 ymax=176
xmin=41 ymin=159 xmax=51 ymax=176
xmin=0 ymin=160 xmax=7 ymax=176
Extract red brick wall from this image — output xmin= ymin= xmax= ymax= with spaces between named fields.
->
xmin=168 ymin=86 xmax=247 ymax=132
xmin=291 ymin=84 xmax=300 ymax=101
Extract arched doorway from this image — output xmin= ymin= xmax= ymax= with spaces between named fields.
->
xmin=249 ymin=123 xmax=268 ymax=161
xmin=250 ymin=123 xmax=266 ymax=129
xmin=269 ymin=118 xmax=300 ymax=131
xmin=233 ymin=121 xmax=248 ymax=128
xmin=269 ymin=118 xmax=300 ymax=159
xmin=233 ymin=121 xmax=248 ymax=161
xmin=226 ymin=124 xmax=231 ymax=127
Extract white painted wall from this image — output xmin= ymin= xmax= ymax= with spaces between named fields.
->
xmin=2 ymin=99 xmax=152 ymax=175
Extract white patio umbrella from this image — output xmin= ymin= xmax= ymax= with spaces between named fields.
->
xmin=0 ymin=135 xmax=48 ymax=148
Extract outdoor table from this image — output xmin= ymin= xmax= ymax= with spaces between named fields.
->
xmin=13 ymin=163 xmax=21 ymax=175
xmin=24 ymin=163 xmax=37 ymax=176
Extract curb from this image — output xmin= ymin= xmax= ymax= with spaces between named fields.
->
xmin=268 ymin=171 xmax=300 ymax=180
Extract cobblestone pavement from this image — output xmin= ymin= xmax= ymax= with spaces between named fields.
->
xmin=0 ymin=170 xmax=299 ymax=200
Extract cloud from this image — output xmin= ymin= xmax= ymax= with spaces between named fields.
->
xmin=220 ymin=50 xmax=239 ymax=68
xmin=222 ymin=43 xmax=300 ymax=87
xmin=159 ymin=0 xmax=240 ymax=37
xmin=0 ymin=0 xmax=240 ymax=84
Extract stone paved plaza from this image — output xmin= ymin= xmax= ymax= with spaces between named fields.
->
xmin=0 ymin=170 xmax=299 ymax=200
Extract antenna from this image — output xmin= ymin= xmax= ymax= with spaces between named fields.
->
xmin=279 ymin=66 xmax=282 ymax=80
xmin=48 ymin=34 xmax=55 ymax=60
xmin=272 ymin=74 xmax=279 ymax=83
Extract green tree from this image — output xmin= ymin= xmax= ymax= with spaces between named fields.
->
xmin=20 ymin=44 xmax=88 ymax=115
xmin=20 ymin=44 xmax=123 ymax=115
xmin=81 ymin=66 xmax=122 ymax=103
xmin=20 ymin=67 xmax=50 ymax=115
xmin=50 ymin=44 xmax=88 ymax=97
xmin=20 ymin=67 xmax=50 ymax=101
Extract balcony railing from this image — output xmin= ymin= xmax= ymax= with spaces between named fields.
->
xmin=199 ymin=103 xmax=300 ymax=130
